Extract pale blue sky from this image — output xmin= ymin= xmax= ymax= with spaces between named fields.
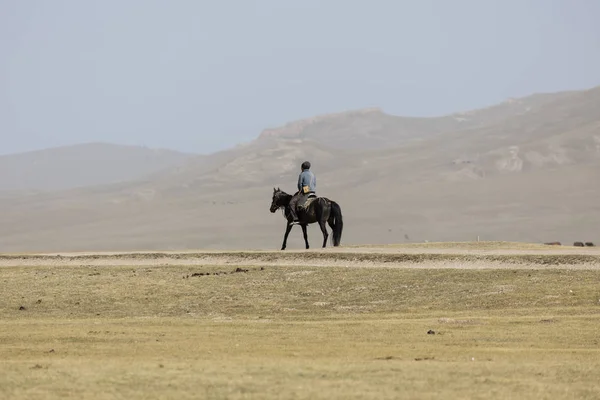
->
xmin=1 ymin=0 xmax=599 ymax=155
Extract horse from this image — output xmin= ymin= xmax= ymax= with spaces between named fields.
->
xmin=269 ymin=187 xmax=343 ymax=250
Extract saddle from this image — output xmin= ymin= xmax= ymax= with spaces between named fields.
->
xmin=299 ymin=193 xmax=317 ymax=211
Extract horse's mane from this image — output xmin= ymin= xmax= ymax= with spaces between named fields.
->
xmin=275 ymin=189 xmax=293 ymax=201
xmin=274 ymin=189 xmax=293 ymax=219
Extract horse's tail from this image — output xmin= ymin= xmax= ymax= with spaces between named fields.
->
xmin=330 ymin=201 xmax=343 ymax=246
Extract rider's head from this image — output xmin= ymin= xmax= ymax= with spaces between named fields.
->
xmin=301 ymin=161 xmax=311 ymax=171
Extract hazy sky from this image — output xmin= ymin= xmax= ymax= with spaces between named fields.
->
xmin=1 ymin=0 xmax=599 ymax=155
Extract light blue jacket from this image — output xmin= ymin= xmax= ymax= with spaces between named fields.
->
xmin=298 ymin=170 xmax=316 ymax=193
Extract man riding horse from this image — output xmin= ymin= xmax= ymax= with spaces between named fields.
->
xmin=288 ymin=160 xmax=316 ymax=226
xmin=269 ymin=161 xmax=343 ymax=249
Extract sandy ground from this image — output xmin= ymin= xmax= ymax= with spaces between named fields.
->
xmin=2 ymin=242 xmax=599 ymax=269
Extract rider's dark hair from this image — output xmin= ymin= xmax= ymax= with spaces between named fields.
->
xmin=301 ymin=161 xmax=311 ymax=170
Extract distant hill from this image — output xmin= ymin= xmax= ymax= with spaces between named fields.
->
xmin=255 ymin=89 xmax=581 ymax=150
xmin=0 ymin=86 xmax=599 ymax=252
xmin=0 ymin=143 xmax=195 ymax=192
xmin=139 ymin=86 xmax=600 ymax=190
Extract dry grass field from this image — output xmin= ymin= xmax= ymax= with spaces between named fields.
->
xmin=2 ymin=242 xmax=600 ymax=399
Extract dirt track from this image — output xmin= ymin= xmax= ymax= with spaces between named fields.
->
xmin=2 ymin=242 xmax=600 ymax=269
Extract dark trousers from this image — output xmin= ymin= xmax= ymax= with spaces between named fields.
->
xmin=289 ymin=192 xmax=308 ymax=220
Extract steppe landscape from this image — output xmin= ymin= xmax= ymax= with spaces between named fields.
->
xmin=1 ymin=85 xmax=600 ymax=252
xmin=2 ymin=242 xmax=600 ymax=399
xmin=2 ymin=85 xmax=600 ymax=399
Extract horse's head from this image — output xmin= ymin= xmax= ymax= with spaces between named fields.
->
xmin=270 ymin=187 xmax=288 ymax=213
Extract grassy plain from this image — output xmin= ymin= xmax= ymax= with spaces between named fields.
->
xmin=1 ymin=245 xmax=600 ymax=399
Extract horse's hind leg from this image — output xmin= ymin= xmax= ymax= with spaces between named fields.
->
xmin=318 ymin=220 xmax=329 ymax=248
xmin=315 ymin=200 xmax=329 ymax=248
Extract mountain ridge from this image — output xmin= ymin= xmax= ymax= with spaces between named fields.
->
xmin=0 ymin=142 xmax=196 ymax=193
xmin=0 ymin=85 xmax=599 ymax=252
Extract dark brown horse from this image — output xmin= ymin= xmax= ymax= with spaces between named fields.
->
xmin=269 ymin=187 xmax=343 ymax=250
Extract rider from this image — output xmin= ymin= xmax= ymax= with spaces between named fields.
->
xmin=288 ymin=161 xmax=316 ymax=225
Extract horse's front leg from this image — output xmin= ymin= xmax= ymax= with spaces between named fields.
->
xmin=281 ymin=223 xmax=293 ymax=250
xmin=301 ymin=224 xmax=309 ymax=249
